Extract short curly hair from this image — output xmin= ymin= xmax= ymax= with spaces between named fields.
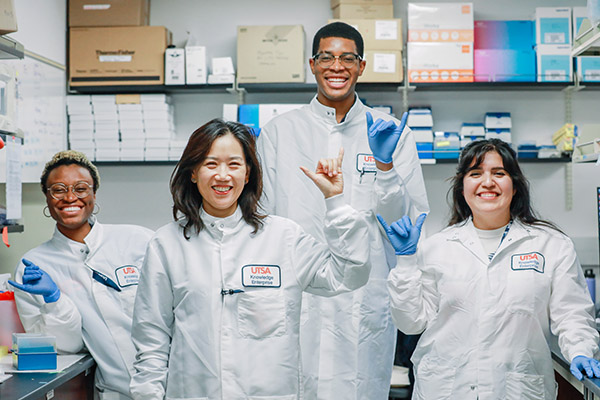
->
xmin=40 ymin=150 xmax=100 ymax=194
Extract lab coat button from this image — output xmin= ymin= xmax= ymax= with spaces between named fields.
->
xmin=210 ymin=222 xmax=215 ymax=227
xmin=220 ymin=224 xmax=224 ymax=228
xmin=470 ymin=385 xmax=476 ymax=390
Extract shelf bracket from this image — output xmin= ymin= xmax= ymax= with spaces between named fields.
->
xmin=226 ymin=79 xmax=246 ymax=104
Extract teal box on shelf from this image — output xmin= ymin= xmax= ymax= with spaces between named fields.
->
xmin=12 ymin=333 xmax=57 ymax=370
xmin=433 ymin=131 xmax=460 ymax=159
xmin=416 ymin=142 xmax=433 ymax=159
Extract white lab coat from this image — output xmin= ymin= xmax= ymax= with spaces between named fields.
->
xmin=14 ymin=218 xmax=153 ymax=400
xmin=257 ymin=95 xmax=429 ymax=400
xmin=388 ymin=219 xmax=599 ymax=400
xmin=129 ymin=197 xmax=370 ymax=400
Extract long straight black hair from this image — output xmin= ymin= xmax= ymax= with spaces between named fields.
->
xmin=448 ymin=139 xmax=562 ymax=232
xmin=170 ymin=119 xmax=265 ymax=239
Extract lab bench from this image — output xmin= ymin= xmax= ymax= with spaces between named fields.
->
xmin=553 ymin=349 xmax=600 ymax=400
xmin=0 ymin=354 xmax=95 ymax=399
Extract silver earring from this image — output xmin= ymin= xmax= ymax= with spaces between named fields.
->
xmin=191 ymin=178 xmax=197 ymax=183
xmin=93 ymin=203 xmax=100 ymax=215
xmin=43 ymin=206 xmax=51 ymax=218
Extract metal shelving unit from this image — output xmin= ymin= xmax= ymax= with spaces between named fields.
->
xmin=0 ymin=35 xmax=24 ymax=60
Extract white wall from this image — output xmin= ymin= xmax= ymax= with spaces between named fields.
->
xmin=2 ymin=0 xmax=600 ymax=277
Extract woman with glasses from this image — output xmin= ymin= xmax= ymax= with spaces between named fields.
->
xmin=9 ymin=150 xmax=153 ymax=400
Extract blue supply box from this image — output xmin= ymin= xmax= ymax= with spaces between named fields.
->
xmin=12 ymin=333 xmax=57 ymax=371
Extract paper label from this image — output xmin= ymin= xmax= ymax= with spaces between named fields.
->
xmin=99 ymin=55 xmax=132 ymax=62
xmin=375 ymin=21 xmax=398 ymax=40
xmin=242 ymin=265 xmax=281 ymax=287
xmin=83 ymin=4 xmax=111 ymax=10
xmin=373 ymin=53 xmax=396 ymax=73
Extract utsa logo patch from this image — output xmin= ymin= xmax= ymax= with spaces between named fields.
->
xmin=511 ymin=252 xmax=545 ymax=273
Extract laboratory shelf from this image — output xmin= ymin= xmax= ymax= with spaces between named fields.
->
xmin=421 ymin=156 xmax=571 ymax=165
xmin=409 ymin=82 xmax=574 ymax=91
xmin=68 ymin=83 xmax=232 ymax=95
xmin=0 ymin=130 xmax=24 ymax=143
xmin=0 ymin=224 xmax=24 ymax=233
xmin=0 ymin=35 xmax=24 ymax=60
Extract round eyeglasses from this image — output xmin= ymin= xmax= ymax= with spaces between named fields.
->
xmin=313 ymin=52 xmax=362 ymax=68
xmin=47 ymin=182 xmax=94 ymax=201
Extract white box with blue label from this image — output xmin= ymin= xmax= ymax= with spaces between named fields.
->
xmin=484 ymin=113 xmax=512 ymax=129
xmin=407 ymin=107 xmax=433 ymax=128
xmin=412 ymin=128 xmax=434 ymax=142
xmin=536 ymin=44 xmax=572 ymax=82
xmin=535 ymin=7 xmax=572 ymax=45
xmin=485 ymin=129 xmax=512 ymax=144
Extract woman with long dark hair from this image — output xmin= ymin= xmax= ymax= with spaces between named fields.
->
xmin=129 ymin=119 xmax=370 ymax=399
xmin=379 ymin=139 xmax=600 ymax=399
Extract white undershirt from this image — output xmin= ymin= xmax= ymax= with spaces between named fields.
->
xmin=474 ymin=223 xmax=509 ymax=261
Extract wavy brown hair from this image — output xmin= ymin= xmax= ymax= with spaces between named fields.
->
xmin=448 ymin=139 xmax=562 ymax=232
xmin=170 ymin=119 xmax=265 ymax=239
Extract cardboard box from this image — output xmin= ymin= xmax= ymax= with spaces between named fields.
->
xmin=69 ymin=0 xmax=149 ymax=27
xmin=328 ymin=19 xmax=402 ymax=50
xmin=408 ymin=3 xmax=473 ymax=42
xmin=358 ymin=50 xmax=402 ymax=82
xmin=0 ymin=0 xmax=17 ymax=35
xmin=536 ymin=44 xmax=572 ymax=82
xmin=474 ymin=49 xmax=536 ymax=82
xmin=237 ymin=25 xmax=305 ymax=83
xmin=408 ymin=42 xmax=473 ymax=83
xmin=330 ymin=0 xmax=392 ymax=8
xmin=69 ymin=26 xmax=172 ymax=87
xmin=165 ymin=47 xmax=185 ymax=85
xmin=535 ymin=7 xmax=571 ymax=45
xmin=474 ymin=20 xmax=535 ymax=50
xmin=332 ymin=4 xmax=394 ymax=19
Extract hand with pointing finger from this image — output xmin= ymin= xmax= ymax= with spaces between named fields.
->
xmin=300 ymin=147 xmax=344 ymax=199
xmin=377 ymin=213 xmax=427 ymax=256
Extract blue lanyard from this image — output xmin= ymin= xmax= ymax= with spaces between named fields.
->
xmin=92 ymin=270 xmax=121 ymax=292
xmin=488 ymin=220 xmax=512 ymax=261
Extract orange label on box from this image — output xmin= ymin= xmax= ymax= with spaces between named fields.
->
xmin=462 ymin=5 xmax=471 ymax=14
xmin=408 ymin=69 xmax=474 ymax=83
xmin=408 ymin=29 xmax=474 ymax=42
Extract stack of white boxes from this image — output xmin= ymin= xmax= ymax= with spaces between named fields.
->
xmin=67 ymin=95 xmax=95 ymax=160
xmin=119 ymin=101 xmax=145 ymax=161
xmin=407 ymin=3 xmax=474 ymax=83
xmin=67 ymin=94 xmax=176 ymax=161
xmin=142 ymin=94 xmax=175 ymax=161
xmin=535 ymin=7 xmax=572 ymax=82
xmin=407 ymin=107 xmax=434 ymax=160
xmin=484 ymin=112 xmax=512 ymax=144
xmin=573 ymin=7 xmax=600 ymax=82
xmin=92 ymin=95 xmax=120 ymax=161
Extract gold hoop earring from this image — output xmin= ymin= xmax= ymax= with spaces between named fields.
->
xmin=93 ymin=203 xmax=100 ymax=215
xmin=43 ymin=206 xmax=51 ymax=218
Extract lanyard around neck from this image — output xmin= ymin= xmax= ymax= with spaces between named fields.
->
xmin=488 ymin=220 xmax=513 ymax=261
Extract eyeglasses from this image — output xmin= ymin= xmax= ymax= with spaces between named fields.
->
xmin=312 ymin=52 xmax=362 ymax=68
xmin=47 ymin=182 xmax=94 ymax=200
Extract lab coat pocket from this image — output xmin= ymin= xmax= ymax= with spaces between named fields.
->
xmin=505 ymin=371 xmax=545 ymax=399
xmin=414 ymin=355 xmax=456 ymax=399
xmin=238 ymin=290 xmax=286 ymax=339
xmin=359 ymin=278 xmax=390 ymax=334
xmin=351 ymin=173 xmax=375 ymax=212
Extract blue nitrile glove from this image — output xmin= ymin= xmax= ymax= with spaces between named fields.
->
xmin=570 ymin=356 xmax=600 ymax=380
xmin=366 ymin=111 xmax=408 ymax=164
xmin=377 ymin=213 xmax=427 ymax=256
xmin=8 ymin=259 xmax=61 ymax=303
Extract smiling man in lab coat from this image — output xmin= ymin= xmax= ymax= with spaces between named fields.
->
xmin=257 ymin=22 xmax=429 ymax=399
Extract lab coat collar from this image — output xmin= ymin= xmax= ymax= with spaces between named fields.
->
xmin=309 ymin=94 xmax=364 ymax=125
xmin=50 ymin=215 xmax=100 ymax=256
xmin=201 ymin=206 xmax=245 ymax=238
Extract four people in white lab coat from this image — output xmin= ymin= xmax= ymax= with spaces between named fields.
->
xmin=257 ymin=22 xmax=429 ymax=400
xmin=380 ymin=138 xmax=600 ymax=399
xmin=8 ymin=22 xmax=600 ymax=400
xmin=129 ymin=119 xmax=371 ymax=399
xmin=9 ymin=150 xmax=153 ymax=399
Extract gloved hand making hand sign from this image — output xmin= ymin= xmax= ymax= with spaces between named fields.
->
xmin=570 ymin=355 xmax=600 ymax=380
xmin=366 ymin=111 xmax=408 ymax=164
xmin=9 ymin=258 xmax=61 ymax=303
xmin=377 ymin=214 xmax=427 ymax=256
